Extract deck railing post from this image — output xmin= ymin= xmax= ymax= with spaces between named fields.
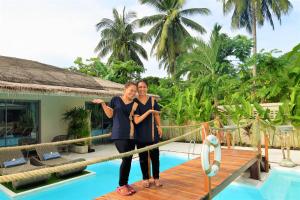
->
xmin=264 ymin=131 xmax=269 ymax=173
xmin=226 ymin=131 xmax=231 ymax=149
xmin=202 ymin=122 xmax=212 ymax=200
xmin=250 ymin=117 xmax=262 ymax=180
xmin=147 ymin=150 xmax=151 ymax=179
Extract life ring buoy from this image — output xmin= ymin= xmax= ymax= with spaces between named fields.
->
xmin=201 ymin=135 xmax=221 ymax=177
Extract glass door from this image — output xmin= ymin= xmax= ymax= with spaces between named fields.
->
xmin=0 ymin=102 xmax=6 ymax=146
xmin=0 ymin=100 xmax=40 ymax=147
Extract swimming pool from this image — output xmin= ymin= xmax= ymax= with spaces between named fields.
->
xmin=0 ymin=152 xmax=189 ymax=200
xmin=1 ymin=155 xmax=300 ymax=200
xmin=214 ymin=169 xmax=300 ymax=200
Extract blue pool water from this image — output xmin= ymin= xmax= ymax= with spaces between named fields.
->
xmin=1 ymin=155 xmax=300 ymax=200
xmin=214 ymin=169 xmax=300 ymax=200
xmin=0 ymin=152 xmax=188 ymax=200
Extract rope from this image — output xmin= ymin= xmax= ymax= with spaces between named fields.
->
xmin=0 ymin=133 xmax=112 ymax=151
xmin=0 ymin=127 xmax=201 ymax=183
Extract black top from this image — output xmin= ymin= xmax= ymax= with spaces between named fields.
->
xmin=134 ymin=97 xmax=160 ymax=143
xmin=110 ymin=96 xmax=135 ymax=140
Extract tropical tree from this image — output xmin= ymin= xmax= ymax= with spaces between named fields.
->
xmin=108 ymin=60 xmax=145 ymax=84
xmin=139 ymin=0 xmax=210 ymax=75
xmin=69 ymin=57 xmax=109 ymax=78
xmin=176 ymin=25 xmax=246 ymax=105
xmin=95 ymin=7 xmax=148 ymax=66
xmin=221 ymin=0 xmax=293 ymax=77
xmin=70 ymin=57 xmax=144 ymax=84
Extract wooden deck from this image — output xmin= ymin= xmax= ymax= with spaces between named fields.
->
xmin=96 ymin=148 xmax=259 ymax=200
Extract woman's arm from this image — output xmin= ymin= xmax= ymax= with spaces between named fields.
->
xmin=101 ymin=102 xmax=113 ymax=118
xmin=92 ymin=99 xmax=113 ymax=118
xmin=134 ymin=110 xmax=159 ymax=124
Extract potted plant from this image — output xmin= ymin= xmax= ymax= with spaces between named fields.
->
xmin=63 ymin=107 xmax=91 ymax=154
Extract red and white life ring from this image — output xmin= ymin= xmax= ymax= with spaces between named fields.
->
xmin=201 ymin=135 xmax=221 ymax=177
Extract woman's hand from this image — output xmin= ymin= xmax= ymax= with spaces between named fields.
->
xmin=157 ymin=126 xmax=163 ymax=138
xmin=147 ymin=109 xmax=160 ymax=114
xmin=92 ymin=99 xmax=104 ymax=104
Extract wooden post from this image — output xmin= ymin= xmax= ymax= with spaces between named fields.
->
xmin=226 ymin=131 xmax=231 ymax=149
xmin=148 ymin=150 xmax=151 ymax=179
xmin=215 ymin=117 xmax=223 ymax=143
xmin=202 ymin=122 xmax=209 ymax=142
xmin=202 ymin=122 xmax=211 ymax=199
xmin=264 ymin=132 xmax=269 ymax=173
xmin=250 ymin=117 xmax=261 ymax=180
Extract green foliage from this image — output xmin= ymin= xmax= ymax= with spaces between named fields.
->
xmin=70 ymin=57 xmax=109 ymax=79
xmin=290 ymin=87 xmax=300 ymax=126
xmin=146 ymin=40 xmax=300 ymax=128
xmin=108 ymin=60 xmax=145 ymax=84
xmin=70 ymin=58 xmax=144 ymax=84
xmin=286 ymin=43 xmax=300 ymax=86
xmin=63 ymin=107 xmax=91 ymax=140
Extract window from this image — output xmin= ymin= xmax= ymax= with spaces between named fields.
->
xmin=85 ymin=102 xmax=112 ymax=144
xmin=0 ymin=100 xmax=40 ymax=147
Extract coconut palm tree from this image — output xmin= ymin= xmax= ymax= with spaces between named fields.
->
xmin=221 ymin=0 xmax=293 ymax=77
xmin=95 ymin=7 xmax=148 ymax=66
xmin=138 ymin=0 xmax=210 ymax=75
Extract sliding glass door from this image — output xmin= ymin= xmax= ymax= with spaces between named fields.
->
xmin=85 ymin=102 xmax=112 ymax=144
xmin=0 ymin=100 xmax=40 ymax=147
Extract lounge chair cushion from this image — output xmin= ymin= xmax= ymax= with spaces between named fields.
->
xmin=3 ymin=157 xmax=26 ymax=168
xmin=43 ymin=152 xmax=61 ymax=160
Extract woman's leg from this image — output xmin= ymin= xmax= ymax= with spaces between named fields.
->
xmin=136 ymin=142 xmax=150 ymax=180
xmin=150 ymin=147 xmax=160 ymax=179
xmin=115 ymin=140 xmax=135 ymax=186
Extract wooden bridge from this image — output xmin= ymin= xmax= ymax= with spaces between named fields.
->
xmin=96 ymin=148 xmax=262 ymax=200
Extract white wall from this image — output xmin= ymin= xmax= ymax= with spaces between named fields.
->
xmin=0 ymin=91 xmax=111 ymax=143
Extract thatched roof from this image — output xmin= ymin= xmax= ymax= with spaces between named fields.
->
xmin=0 ymin=56 xmax=124 ymax=97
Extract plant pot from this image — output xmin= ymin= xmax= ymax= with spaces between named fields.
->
xmin=70 ymin=144 xmax=89 ymax=154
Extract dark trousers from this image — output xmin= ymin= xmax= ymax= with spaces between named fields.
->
xmin=136 ymin=142 xmax=160 ymax=180
xmin=114 ymin=139 xmax=135 ymax=186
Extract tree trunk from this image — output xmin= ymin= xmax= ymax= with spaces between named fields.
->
xmin=252 ymin=2 xmax=257 ymax=77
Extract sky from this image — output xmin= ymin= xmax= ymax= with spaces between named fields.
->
xmin=0 ymin=0 xmax=299 ymax=78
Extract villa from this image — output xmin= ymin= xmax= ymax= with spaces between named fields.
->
xmin=0 ymin=56 xmax=124 ymax=147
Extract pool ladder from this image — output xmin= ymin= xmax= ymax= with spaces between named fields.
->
xmin=188 ymin=139 xmax=196 ymax=159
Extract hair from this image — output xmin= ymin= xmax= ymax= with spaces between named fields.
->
xmin=136 ymin=79 xmax=148 ymax=87
xmin=124 ymin=81 xmax=137 ymax=89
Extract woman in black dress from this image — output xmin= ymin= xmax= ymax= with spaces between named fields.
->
xmin=134 ymin=80 xmax=163 ymax=188
xmin=92 ymin=82 xmax=156 ymax=196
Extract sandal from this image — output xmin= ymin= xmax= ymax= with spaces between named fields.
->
xmin=154 ymin=179 xmax=163 ymax=187
xmin=126 ymin=184 xmax=136 ymax=193
xmin=142 ymin=180 xmax=150 ymax=188
xmin=116 ymin=185 xmax=132 ymax=196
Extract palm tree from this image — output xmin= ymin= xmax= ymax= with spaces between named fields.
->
xmin=221 ymin=0 xmax=292 ymax=77
xmin=139 ymin=0 xmax=210 ymax=75
xmin=176 ymin=25 xmax=237 ymax=106
xmin=95 ymin=7 xmax=148 ymax=66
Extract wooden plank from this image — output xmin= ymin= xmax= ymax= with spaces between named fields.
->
xmin=96 ymin=149 xmax=259 ymax=200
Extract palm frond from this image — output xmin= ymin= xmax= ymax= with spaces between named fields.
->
xmin=181 ymin=17 xmax=206 ymax=34
xmin=180 ymin=8 xmax=211 ymax=16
